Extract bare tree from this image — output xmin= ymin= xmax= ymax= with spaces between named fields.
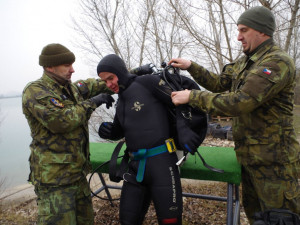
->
xmin=280 ymin=0 xmax=299 ymax=58
xmin=88 ymin=101 xmax=116 ymax=142
xmin=73 ymin=0 xmax=300 ymax=69
xmin=72 ymin=0 xmax=300 ymax=138
xmin=168 ymin=0 xmax=243 ymax=73
xmin=72 ymin=0 xmax=189 ymax=69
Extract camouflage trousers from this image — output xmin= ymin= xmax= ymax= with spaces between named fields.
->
xmin=34 ymin=177 xmax=94 ymax=225
xmin=242 ymin=161 xmax=300 ymax=224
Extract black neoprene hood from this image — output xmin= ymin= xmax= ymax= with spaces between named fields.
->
xmin=97 ymin=54 xmax=136 ymax=91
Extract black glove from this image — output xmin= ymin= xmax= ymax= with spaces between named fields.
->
xmin=90 ymin=94 xmax=115 ymax=108
xmin=176 ymin=105 xmax=201 ymax=155
xmin=98 ymin=122 xmax=114 ymax=139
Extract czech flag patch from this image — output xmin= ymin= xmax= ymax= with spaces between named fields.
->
xmin=263 ymin=68 xmax=272 ymax=75
xmin=50 ymin=98 xmax=64 ymax=108
xmin=77 ymin=82 xmax=83 ymax=87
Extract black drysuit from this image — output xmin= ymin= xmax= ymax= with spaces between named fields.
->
xmin=97 ymin=54 xmax=205 ymax=225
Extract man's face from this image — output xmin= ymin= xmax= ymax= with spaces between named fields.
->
xmin=48 ymin=64 xmax=75 ymax=81
xmin=237 ymin=24 xmax=267 ymax=55
xmin=99 ymin=72 xmax=119 ymax=93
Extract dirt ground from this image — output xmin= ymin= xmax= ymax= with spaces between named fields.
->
xmin=92 ymin=181 xmax=249 ymax=225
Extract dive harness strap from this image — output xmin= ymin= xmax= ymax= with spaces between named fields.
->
xmin=109 ymin=141 xmax=129 ymax=183
xmin=196 ymin=151 xmax=224 ymax=173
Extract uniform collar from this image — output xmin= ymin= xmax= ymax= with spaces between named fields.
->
xmin=42 ymin=72 xmax=69 ymax=91
xmin=44 ymin=70 xmax=70 ymax=86
xmin=42 ymin=71 xmax=71 ymax=89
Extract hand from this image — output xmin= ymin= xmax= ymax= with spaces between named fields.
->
xmin=90 ymin=94 xmax=115 ymax=108
xmin=98 ymin=122 xmax=113 ymax=139
xmin=168 ymin=58 xmax=192 ymax=70
xmin=171 ymin=90 xmax=191 ymax=106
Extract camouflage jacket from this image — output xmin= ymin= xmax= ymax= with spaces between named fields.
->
xmin=22 ymin=72 xmax=110 ymax=185
xmin=188 ymin=39 xmax=300 ymax=165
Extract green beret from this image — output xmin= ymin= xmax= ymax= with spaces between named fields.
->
xmin=39 ymin=43 xmax=75 ymax=67
xmin=237 ymin=6 xmax=276 ymax=37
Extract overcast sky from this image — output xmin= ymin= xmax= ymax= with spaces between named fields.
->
xmin=0 ymin=0 xmax=95 ymax=96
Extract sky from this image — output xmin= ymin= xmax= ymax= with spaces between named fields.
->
xmin=0 ymin=0 xmax=95 ymax=96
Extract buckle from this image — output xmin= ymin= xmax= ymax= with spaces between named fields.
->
xmin=165 ymin=138 xmax=177 ymax=153
xmin=128 ymin=152 xmax=134 ymax=159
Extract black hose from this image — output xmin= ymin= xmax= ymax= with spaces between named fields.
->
xmin=89 ymin=155 xmax=123 ymax=201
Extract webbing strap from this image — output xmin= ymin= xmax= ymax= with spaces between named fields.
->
xmin=109 ymin=141 xmax=129 ymax=182
xmin=132 ymin=145 xmax=168 ymax=160
xmin=132 ymin=144 xmax=168 ymax=182
xmin=136 ymin=158 xmax=146 ymax=182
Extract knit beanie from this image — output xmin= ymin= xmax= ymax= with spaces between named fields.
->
xmin=237 ymin=6 xmax=276 ymax=37
xmin=39 ymin=43 xmax=75 ymax=67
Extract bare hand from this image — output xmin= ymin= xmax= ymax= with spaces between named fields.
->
xmin=168 ymin=58 xmax=191 ymax=70
xmin=171 ymin=90 xmax=191 ymax=106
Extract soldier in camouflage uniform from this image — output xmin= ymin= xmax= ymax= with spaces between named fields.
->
xmin=22 ymin=43 xmax=114 ymax=225
xmin=169 ymin=6 xmax=300 ymax=224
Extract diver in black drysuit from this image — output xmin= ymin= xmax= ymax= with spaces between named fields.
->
xmin=97 ymin=54 xmax=206 ymax=225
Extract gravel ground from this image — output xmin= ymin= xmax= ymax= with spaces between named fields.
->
xmin=0 ymin=137 xmax=250 ymax=224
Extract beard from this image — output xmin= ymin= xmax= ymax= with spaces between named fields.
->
xmin=243 ymin=48 xmax=251 ymax=56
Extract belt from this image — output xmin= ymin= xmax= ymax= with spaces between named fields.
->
xmin=130 ymin=144 xmax=168 ymax=182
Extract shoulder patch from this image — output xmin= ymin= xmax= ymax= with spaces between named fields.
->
xmin=50 ymin=98 xmax=64 ymax=108
xmin=77 ymin=82 xmax=84 ymax=87
xmin=263 ymin=68 xmax=272 ymax=75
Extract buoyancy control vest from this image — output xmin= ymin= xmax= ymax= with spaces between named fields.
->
xmin=130 ymin=63 xmax=208 ymax=149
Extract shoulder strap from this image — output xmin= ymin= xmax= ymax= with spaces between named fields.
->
xmin=108 ymin=141 xmax=130 ymax=183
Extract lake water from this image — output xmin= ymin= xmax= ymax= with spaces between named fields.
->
xmin=0 ymin=97 xmax=102 ymax=189
xmin=0 ymin=97 xmax=31 ymax=189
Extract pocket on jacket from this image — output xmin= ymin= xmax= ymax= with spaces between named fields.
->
xmin=40 ymin=152 xmax=73 ymax=184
